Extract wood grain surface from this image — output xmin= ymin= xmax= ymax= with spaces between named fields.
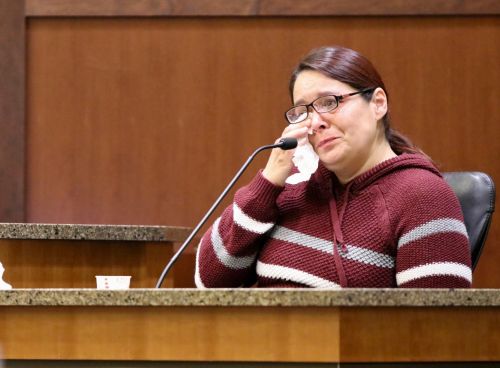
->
xmin=0 ymin=0 xmax=25 ymax=222
xmin=25 ymin=0 xmax=500 ymax=16
xmin=1 ymin=304 xmax=498 ymax=362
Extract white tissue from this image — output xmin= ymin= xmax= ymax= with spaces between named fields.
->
xmin=285 ymin=138 xmax=319 ymax=184
xmin=0 ymin=262 xmax=12 ymax=290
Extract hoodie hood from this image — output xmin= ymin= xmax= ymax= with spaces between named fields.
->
xmin=312 ymin=153 xmax=441 ymax=195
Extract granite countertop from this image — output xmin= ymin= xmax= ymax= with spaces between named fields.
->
xmin=0 ymin=288 xmax=499 ymax=307
xmin=0 ymin=223 xmax=191 ymax=242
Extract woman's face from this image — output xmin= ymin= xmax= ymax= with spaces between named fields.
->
xmin=293 ymin=70 xmax=387 ymax=177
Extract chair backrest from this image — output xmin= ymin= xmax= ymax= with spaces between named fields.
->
xmin=443 ymin=172 xmax=496 ymax=270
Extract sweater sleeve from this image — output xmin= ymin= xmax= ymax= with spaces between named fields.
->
xmin=195 ymin=171 xmax=284 ymax=288
xmin=393 ymin=172 xmax=472 ymax=288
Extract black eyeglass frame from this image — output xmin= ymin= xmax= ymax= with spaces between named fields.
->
xmin=284 ymin=87 xmax=376 ymax=125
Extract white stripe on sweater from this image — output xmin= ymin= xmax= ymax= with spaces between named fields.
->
xmin=271 ymin=226 xmax=394 ymax=268
xmin=396 ymin=262 xmax=472 ymax=285
xmin=257 ymin=261 xmax=341 ymax=288
xmin=233 ymin=203 xmax=274 ymax=234
xmin=212 ymin=217 xmax=257 ymax=269
xmin=343 ymin=244 xmax=394 ymax=268
xmin=398 ymin=218 xmax=468 ymax=249
xmin=271 ymin=226 xmax=333 ymax=254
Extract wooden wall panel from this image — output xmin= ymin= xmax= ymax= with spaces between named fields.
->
xmin=24 ymin=0 xmax=500 ymax=16
xmin=1 ymin=303 xmax=498 ymax=362
xmin=0 ymin=0 xmax=25 ymax=221
xmin=0 ymin=239 xmax=175 ymax=288
xmin=260 ymin=0 xmax=500 ymax=15
xmin=26 ymin=17 xmax=500 ymax=287
xmin=1 ymin=306 xmax=340 ymax=362
xmin=340 ymin=307 xmax=500 ymax=362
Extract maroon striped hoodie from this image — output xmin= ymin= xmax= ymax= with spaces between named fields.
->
xmin=195 ymin=154 xmax=472 ymax=288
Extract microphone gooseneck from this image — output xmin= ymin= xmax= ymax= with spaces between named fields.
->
xmin=155 ymin=137 xmax=298 ymax=288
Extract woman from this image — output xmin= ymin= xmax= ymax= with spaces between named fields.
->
xmin=195 ymin=46 xmax=472 ymax=288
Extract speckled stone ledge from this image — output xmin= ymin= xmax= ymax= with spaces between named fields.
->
xmin=1 ymin=288 xmax=499 ymax=307
xmin=0 ymin=223 xmax=191 ymax=242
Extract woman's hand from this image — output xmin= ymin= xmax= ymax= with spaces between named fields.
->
xmin=262 ymin=124 xmax=309 ymax=187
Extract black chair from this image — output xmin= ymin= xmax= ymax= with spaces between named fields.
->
xmin=443 ymin=172 xmax=496 ymax=270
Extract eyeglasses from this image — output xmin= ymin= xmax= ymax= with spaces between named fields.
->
xmin=284 ymin=88 xmax=375 ymax=124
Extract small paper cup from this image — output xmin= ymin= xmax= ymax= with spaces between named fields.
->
xmin=95 ymin=275 xmax=131 ymax=290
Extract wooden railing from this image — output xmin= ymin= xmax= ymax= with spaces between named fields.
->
xmin=0 ymin=289 xmax=499 ymax=364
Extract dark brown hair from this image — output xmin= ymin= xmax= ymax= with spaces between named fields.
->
xmin=289 ymin=46 xmax=424 ymax=156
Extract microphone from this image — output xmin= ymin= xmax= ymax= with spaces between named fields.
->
xmin=155 ymin=137 xmax=298 ymax=288
xmin=277 ymin=137 xmax=298 ymax=150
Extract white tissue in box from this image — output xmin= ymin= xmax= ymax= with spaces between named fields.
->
xmin=0 ymin=262 xmax=12 ymax=290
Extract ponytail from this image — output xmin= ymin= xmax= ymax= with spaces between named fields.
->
xmin=386 ymin=127 xmax=418 ymax=155
xmin=385 ymin=125 xmax=433 ymax=163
